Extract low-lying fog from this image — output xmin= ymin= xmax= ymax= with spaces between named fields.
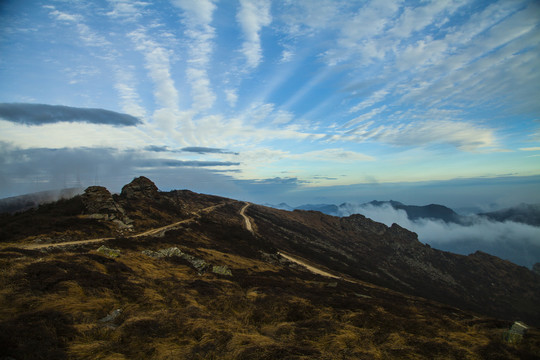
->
xmin=338 ymin=204 xmax=540 ymax=269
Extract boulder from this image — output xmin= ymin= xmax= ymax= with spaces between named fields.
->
xmin=121 ymin=176 xmax=159 ymax=199
xmin=81 ymin=186 xmax=119 ymax=215
xmin=212 ymin=265 xmax=232 ymax=276
xmin=99 ymin=308 xmax=122 ymax=323
xmin=97 ymin=245 xmax=121 ymax=258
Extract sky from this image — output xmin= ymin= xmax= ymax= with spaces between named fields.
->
xmin=1 ymin=0 xmax=539 ymax=208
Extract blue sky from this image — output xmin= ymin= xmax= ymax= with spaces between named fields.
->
xmin=1 ymin=0 xmax=539 ymax=208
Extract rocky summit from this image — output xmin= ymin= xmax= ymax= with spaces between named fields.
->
xmin=120 ymin=176 xmax=159 ymax=199
xmin=1 ymin=177 xmax=539 ymax=359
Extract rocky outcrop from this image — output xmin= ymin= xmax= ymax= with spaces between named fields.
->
xmin=97 ymin=245 xmax=121 ymax=258
xmin=533 ymin=262 xmax=540 ymax=276
xmin=142 ymin=247 xmax=209 ymax=274
xmin=142 ymin=247 xmax=232 ymax=276
xmin=81 ymin=186 xmax=120 ymax=215
xmin=212 ymin=265 xmax=232 ymax=276
xmin=121 ymin=176 xmax=159 ymax=199
xmin=80 ymin=186 xmax=133 ymax=229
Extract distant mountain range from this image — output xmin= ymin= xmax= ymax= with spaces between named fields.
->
xmin=5 ymin=190 xmax=539 ymax=227
xmin=479 ymin=203 xmax=540 ymax=227
xmin=267 ymin=201 xmax=540 ymax=227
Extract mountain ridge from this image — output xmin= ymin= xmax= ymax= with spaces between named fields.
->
xmin=1 ymin=177 xmax=539 ymax=359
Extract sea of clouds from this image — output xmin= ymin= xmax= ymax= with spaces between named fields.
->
xmin=337 ymin=203 xmax=540 ymax=269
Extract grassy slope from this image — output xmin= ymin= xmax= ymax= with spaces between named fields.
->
xmin=0 ymin=187 xmax=539 ymax=359
xmin=1 ymin=219 xmax=539 ymax=359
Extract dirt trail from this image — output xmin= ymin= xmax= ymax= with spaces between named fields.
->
xmin=278 ymin=251 xmax=341 ymax=279
xmin=23 ymin=203 xmax=225 ymax=250
xmin=240 ymin=203 xmax=253 ymax=233
xmin=239 ymin=204 xmax=339 ymax=280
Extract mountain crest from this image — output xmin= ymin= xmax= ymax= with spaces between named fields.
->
xmin=120 ymin=176 xmax=159 ymax=199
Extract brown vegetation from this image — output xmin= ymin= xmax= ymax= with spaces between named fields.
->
xmin=1 ymin=177 xmax=539 ymax=359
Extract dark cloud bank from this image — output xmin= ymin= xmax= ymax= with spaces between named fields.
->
xmin=145 ymin=145 xmax=238 ymax=155
xmin=0 ymin=103 xmax=141 ymax=126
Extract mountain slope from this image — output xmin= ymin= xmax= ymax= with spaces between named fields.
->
xmin=1 ymin=177 xmax=539 ymax=359
xmin=245 ymin=205 xmax=540 ymax=325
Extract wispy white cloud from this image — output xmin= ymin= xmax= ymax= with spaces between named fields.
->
xmin=0 ymin=119 xmax=148 ymax=150
xmin=237 ymin=0 xmax=272 ymax=69
xmin=48 ymin=7 xmax=110 ymax=47
xmin=49 ymin=9 xmax=82 ymax=23
xmin=290 ymin=148 xmax=374 ymax=162
xmin=113 ymin=67 xmax=147 ymax=119
xmin=171 ymin=0 xmax=217 ymax=112
xmin=343 ymin=106 xmax=387 ymax=129
xmin=376 ymin=120 xmax=496 ymax=151
xmin=320 ymin=0 xmax=401 ymax=65
xmin=106 ymin=0 xmax=149 ymax=20
xmin=224 ymin=88 xmax=238 ymax=107
xmin=279 ymin=48 xmax=294 ymax=63
xmin=335 ymin=118 xmax=496 ymax=152
xmin=390 ymin=0 xmax=467 ymax=39
xmin=128 ymin=28 xmax=180 ymax=111
xmin=349 ymin=89 xmax=389 ymax=113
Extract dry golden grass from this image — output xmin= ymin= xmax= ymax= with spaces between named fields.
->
xmin=1 ymin=241 xmax=539 ymax=360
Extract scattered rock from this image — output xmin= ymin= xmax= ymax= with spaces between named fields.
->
xmin=190 ymin=258 xmax=209 ymax=274
xmin=99 ymin=308 xmax=122 ymax=323
xmin=113 ymin=219 xmax=133 ymax=230
xmin=142 ymin=247 xmax=183 ymax=258
xmin=212 ymin=265 xmax=232 ymax=276
xmin=121 ymin=176 xmax=159 ymax=199
xmin=97 ymin=245 xmax=121 ymax=258
xmin=354 ymin=293 xmax=372 ymax=299
xmin=142 ymin=247 xmax=209 ymax=274
xmin=504 ymin=321 xmax=529 ymax=344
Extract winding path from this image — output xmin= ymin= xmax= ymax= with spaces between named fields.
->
xmin=278 ymin=251 xmax=341 ymax=279
xmin=240 ymin=202 xmax=253 ymax=233
xmin=22 ymin=203 xmax=226 ymax=250
xmin=239 ymin=203 xmax=341 ymax=280
xmin=20 ymin=201 xmax=343 ymax=282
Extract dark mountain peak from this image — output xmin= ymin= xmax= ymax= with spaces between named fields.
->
xmin=479 ymin=203 xmax=540 ymax=226
xmin=388 ymin=222 xmax=420 ymax=243
xmin=120 ymin=176 xmax=159 ymax=199
xmin=341 ymin=213 xmax=388 ymax=235
xmin=367 ymin=200 xmax=404 ymax=207
xmin=364 ymin=200 xmax=462 ymax=223
xmin=295 ymin=203 xmax=339 ymax=214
